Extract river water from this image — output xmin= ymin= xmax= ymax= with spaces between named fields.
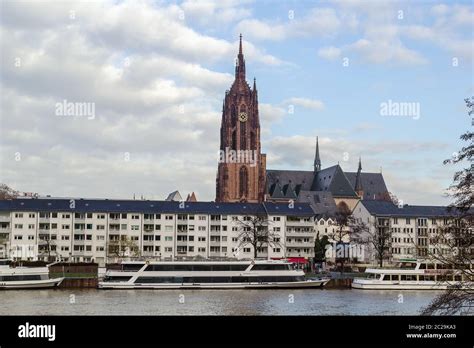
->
xmin=0 ymin=289 xmax=440 ymax=315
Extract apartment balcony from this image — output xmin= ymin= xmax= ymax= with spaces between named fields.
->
xmin=286 ymin=252 xmax=312 ymax=258
xmin=38 ymin=217 xmax=50 ymax=223
xmin=176 ymin=241 xmax=188 ymax=246
xmin=73 ymin=239 xmax=86 ymax=245
xmin=0 ymin=228 xmax=11 ymax=233
xmin=286 ymin=240 xmax=313 ymax=248
xmin=142 ymin=240 xmax=154 ymax=246
xmin=0 ymin=216 xmax=11 ymax=222
xmin=286 ymin=219 xmax=312 ymax=226
xmin=286 ymin=229 xmax=314 ymax=236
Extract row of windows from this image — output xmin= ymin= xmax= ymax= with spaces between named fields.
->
xmin=0 ymin=275 xmax=42 ymax=281
xmin=381 ymin=274 xmax=465 ymax=281
xmin=10 ymin=212 xmax=318 ymax=224
xmin=134 ymin=276 xmax=305 ymax=284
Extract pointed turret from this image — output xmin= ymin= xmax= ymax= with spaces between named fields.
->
xmin=355 ymin=157 xmax=364 ymax=198
xmin=314 ymin=136 xmax=321 ymax=172
xmin=235 ymin=34 xmax=246 ymax=80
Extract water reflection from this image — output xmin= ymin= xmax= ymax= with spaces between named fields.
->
xmin=0 ymin=289 xmax=440 ymax=316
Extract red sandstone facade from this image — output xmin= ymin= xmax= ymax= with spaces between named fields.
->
xmin=215 ymin=35 xmax=266 ymax=203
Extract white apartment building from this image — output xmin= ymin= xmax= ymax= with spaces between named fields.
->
xmin=0 ymin=198 xmax=317 ymax=266
xmin=352 ymin=200 xmax=464 ymax=264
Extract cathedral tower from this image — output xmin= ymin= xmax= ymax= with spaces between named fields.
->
xmin=216 ymin=35 xmax=266 ymax=202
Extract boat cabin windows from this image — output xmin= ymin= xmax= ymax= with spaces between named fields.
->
xmin=0 ymin=259 xmax=11 ymax=266
xmin=121 ymin=263 xmax=145 ymax=271
xmin=382 ymin=275 xmax=399 ymax=281
xmin=0 ymin=275 xmax=42 ymax=281
xmin=399 ymin=262 xmax=417 ymax=269
xmin=400 ymin=275 xmax=417 ymax=281
xmin=251 ymin=264 xmax=291 ymax=271
xmin=104 ymin=276 xmax=133 ymax=283
xmin=134 ymin=276 xmax=305 ymax=284
xmin=144 ymin=264 xmax=249 ymax=272
xmin=419 ymin=275 xmax=435 ymax=281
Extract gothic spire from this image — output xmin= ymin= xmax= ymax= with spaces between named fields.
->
xmin=239 ymin=33 xmax=243 ymax=55
xmin=314 ymin=136 xmax=321 ymax=172
xmin=235 ymin=34 xmax=246 ymax=79
xmin=253 ymin=77 xmax=258 ymax=101
xmin=355 ymin=157 xmax=363 ymax=194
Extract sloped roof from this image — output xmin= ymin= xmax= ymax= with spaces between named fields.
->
xmin=346 ymin=172 xmax=389 ymax=200
xmin=361 ymin=200 xmax=459 ymax=217
xmin=0 ymin=198 xmax=316 ymax=217
xmin=297 ymin=190 xmax=337 ymax=216
xmin=165 ymin=190 xmax=182 ymax=201
xmin=311 ymin=165 xmax=358 ymax=198
xmin=266 ymin=170 xmax=314 ymax=192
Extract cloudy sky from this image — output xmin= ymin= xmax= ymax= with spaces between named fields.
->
xmin=0 ymin=0 xmax=472 ymax=205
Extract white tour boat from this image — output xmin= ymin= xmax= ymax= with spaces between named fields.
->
xmin=99 ymin=260 xmax=330 ymax=289
xmin=0 ymin=259 xmax=64 ymax=289
xmin=352 ymin=259 xmax=473 ymax=290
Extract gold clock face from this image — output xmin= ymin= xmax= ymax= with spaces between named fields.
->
xmin=238 ymin=112 xmax=248 ymax=122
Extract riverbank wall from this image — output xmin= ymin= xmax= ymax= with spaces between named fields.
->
xmin=48 ymin=263 xmax=98 ymax=288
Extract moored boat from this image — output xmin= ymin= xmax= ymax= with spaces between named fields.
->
xmin=352 ymin=259 xmax=473 ymax=290
xmin=99 ymin=260 xmax=330 ymax=289
xmin=0 ymin=259 xmax=64 ymax=289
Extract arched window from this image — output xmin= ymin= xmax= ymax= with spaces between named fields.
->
xmin=250 ymin=131 xmax=256 ymax=150
xmin=232 ymin=130 xmax=237 ymax=150
xmin=240 ymin=122 xmax=246 ymax=150
xmin=239 ymin=166 xmax=248 ymax=198
xmin=231 ymin=105 xmax=237 ymax=126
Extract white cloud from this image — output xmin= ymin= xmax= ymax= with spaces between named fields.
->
xmin=181 ymin=0 xmax=253 ymax=27
xmin=284 ymin=98 xmax=324 ymax=111
xmin=348 ymin=38 xmax=428 ymax=65
xmin=318 ymin=46 xmax=341 ymax=60
xmin=235 ymin=7 xmax=340 ymax=41
xmin=259 ymin=103 xmax=287 ymax=129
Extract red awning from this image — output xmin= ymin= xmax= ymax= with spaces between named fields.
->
xmin=287 ymin=257 xmax=308 ymax=264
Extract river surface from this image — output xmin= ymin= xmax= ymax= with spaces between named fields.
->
xmin=0 ymin=289 xmax=441 ymax=315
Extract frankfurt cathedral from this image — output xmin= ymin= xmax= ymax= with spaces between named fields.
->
xmin=215 ymin=36 xmax=391 ymax=214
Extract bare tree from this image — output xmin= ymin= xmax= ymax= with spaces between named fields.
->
xmin=421 ymin=97 xmax=473 ymax=315
xmin=235 ymin=214 xmax=279 ymax=259
xmin=326 ymin=203 xmax=362 ymax=274
xmin=0 ymin=184 xmax=19 ymax=199
xmin=108 ymin=235 xmax=140 ymax=260
xmin=38 ymin=237 xmax=58 ymax=262
xmin=352 ymin=217 xmax=392 ymax=268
